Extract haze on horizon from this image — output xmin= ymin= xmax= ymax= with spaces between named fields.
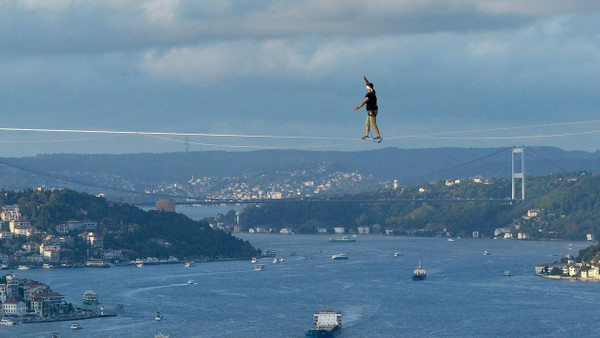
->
xmin=1 ymin=0 xmax=600 ymax=157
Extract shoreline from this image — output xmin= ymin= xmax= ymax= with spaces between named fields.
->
xmin=536 ymin=273 xmax=600 ymax=282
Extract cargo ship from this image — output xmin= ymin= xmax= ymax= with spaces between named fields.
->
xmin=412 ymin=261 xmax=427 ymax=280
xmin=304 ymin=308 xmax=342 ymax=337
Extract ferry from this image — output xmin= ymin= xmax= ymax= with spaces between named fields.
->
xmin=331 ymin=253 xmax=348 ymax=260
xmin=82 ymin=290 xmax=99 ymax=305
xmin=328 ymin=236 xmax=356 ymax=243
xmin=70 ymin=322 xmax=82 ymax=330
xmin=413 ymin=261 xmax=427 ymax=280
xmin=155 ymin=312 xmax=163 ymax=321
xmin=305 ymin=308 xmax=342 ymax=337
xmin=254 ymin=264 xmax=265 ymax=271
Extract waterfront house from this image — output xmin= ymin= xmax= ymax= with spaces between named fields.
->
xmin=30 ymin=292 xmax=67 ymax=317
xmin=2 ymin=300 xmax=26 ymax=317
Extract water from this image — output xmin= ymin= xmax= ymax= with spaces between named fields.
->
xmin=5 ymin=235 xmax=598 ymax=337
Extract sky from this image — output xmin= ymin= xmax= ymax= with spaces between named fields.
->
xmin=1 ymin=0 xmax=600 ymax=157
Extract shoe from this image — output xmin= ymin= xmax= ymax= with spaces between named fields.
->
xmin=373 ymin=136 xmax=382 ymax=143
xmin=361 ymin=135 xmax=369 ymax=140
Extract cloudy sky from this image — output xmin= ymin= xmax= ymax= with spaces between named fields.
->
xmin=1 ymin=0 xmax=600 ymax=156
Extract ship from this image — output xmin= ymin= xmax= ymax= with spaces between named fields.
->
xmin=412 ymin=261 xmax=427 ymax=280
xmin=184 ymin=261 xmax=195 ymax=268
xmin=305 ymin=308 xmax=342 ymax=337
xmin=254 ymin=264 xmax=265 ymax=271
xmin=70 ymin=322 xmax=82 ymax=330
xmin=331 ymin=253 xmax=348 ymax=260
xmin=327 ymin=236 xmax=356 ymax=243
xmin=82 ymin=290 xmax=99 ymax=305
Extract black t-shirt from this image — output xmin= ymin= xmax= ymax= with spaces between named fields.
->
xmin=365 ymin=91 xmax=378 ymax=111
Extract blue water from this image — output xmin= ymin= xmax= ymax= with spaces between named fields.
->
xmin=4 ymin=235 xmax=598 ymax=338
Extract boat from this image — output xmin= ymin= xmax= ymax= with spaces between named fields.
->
xmin=0 ymin=264 xmax=8 ymax=269
xmin=254 ymin=264 xmax=265 ymax=271
xmin=136 ymin=262 xmax=144 ymax=268
xmin=17 ymin=265 xmax=30 ymax=270
xmin=155 ymin=312 xmax=163 ymax=321
xmin=155 ymin=333 xmax=170 ymax=338
xmin=0 ymin=318 xmax=15 ymax=326
xmin=265 ymin=250 xmax=277 ymax=257
xmin=187 ymin=279 xmax=195 ymax=285
xmin=278 ymin=257 xmax=285 ymax=263
xmin=484 ymin=250 xmax=491 ymax=256
xmin=447 ymin=238 xmax=455 ymax=242
xmin=82 ymin=290 xmax=99 ymax=305
xmin=273 ymin=257 xmax=279 ymax=264
xmin=394 ymin=252 xmax=403 ymax=257
xmin=251 ymin=257 xmax=257 ymax=263
xmin=504 ymin=271 xmax=511 ymax=277
xmin=184 ymin=261 xmax=194 ymax=268
xmin=70 ymin=322 xmax=82 ymax=330
xmin=304 ymin=308 xmax=342 ymax=337
xmin=42 ymin=263 xmax=53 ymax=269
xmin=412 ymin=261 xmax=427 ymax=280
xmin=331 ymin=253 xmax=348 ymax=260
xmin=328 ymin=236 xmax=356 ymax=243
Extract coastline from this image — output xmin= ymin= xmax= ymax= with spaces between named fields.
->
xmin=536 ymin=274 xmax=600 ymax=282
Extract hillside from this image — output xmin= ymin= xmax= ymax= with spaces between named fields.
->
xmin=239 ymin=172 xmax=600 ymax=240
xmin=0 ymin=189 xmax=258 ymax=263
xmin=1 ymin=147 xmax=599 ymax=203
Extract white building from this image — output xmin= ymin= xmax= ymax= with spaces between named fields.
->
xmin=333 ymin=227 xmax=345 ymax=234
xmin=357 ymin=226 xmax=370 ymax=235
xmin=2 ymin=300 xmax=26 ymax=317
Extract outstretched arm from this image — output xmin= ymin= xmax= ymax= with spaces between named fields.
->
xmin=363 ymin=75 xmax=369 ymax=86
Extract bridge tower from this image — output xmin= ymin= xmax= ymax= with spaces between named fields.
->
xmin=511 ymin=146 xmax=525 ymax=200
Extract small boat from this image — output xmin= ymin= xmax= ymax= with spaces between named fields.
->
xmin=278 ymin=257 xmax=284 ymax=263
xmin=331 ymin=253 xmax=349 ymax=260
xmin=70 ymin=322 xmax=82 ymax=330
xmin=254 ymin=264 xmax=265 ymax=271
xmin=447 ymin=238 xmax=455 ymax=242
xmin=504 ymin=271 xmax=511 ymax=277
xmin=17 ymin=265 xmax=30 ymax=270
xmin=136 ymin=262 xmax=144 ymax=268
xmin=0 ymin=318 xmax=15 ymax=326
xmin=328 ymin=236 xmax=356 ymax=243
xmin=42 ymin=263 xmax=53 ymax=269
xmin=155 ymin=333 xmax=170 ymax=338
xmin=484 ymin=251 xmax=491 ymax=256
xmin=187 ymin=279 xmax=195 ymax=285
xmin=413 ymin=261 xmax=427 ymax=280
xmin=273 ymin=258 xmax=279 ymax=264
xmin=251 ymin=257 xmax=257 ymax=263
xmin=184 ymin=261 xmax=194 ymax=268
xmin=155 ymin=312 xmax=163 ymax=321
xmin=394 ymin=252 xmax=403 ymax=257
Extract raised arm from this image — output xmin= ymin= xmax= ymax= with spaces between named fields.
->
xmin=363 ymin=75 xmax=369 ymax=86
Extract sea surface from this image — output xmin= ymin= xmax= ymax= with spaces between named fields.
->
xmin=5 ymin=232 xmax=598 ymax=338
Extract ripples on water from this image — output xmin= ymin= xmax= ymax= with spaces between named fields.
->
xmin=6 ymin=234 xmax=598 ymax=338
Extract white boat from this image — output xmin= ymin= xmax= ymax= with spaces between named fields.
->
xmin=273 ymin=258 xmax=279 ymax=264
xmin=251 ymin=257 xmax=257 ymax=263
xmin=187 ymin=279 xmax=195 ymax=285
xmin=278 ymin=257 xmax=284 ymax=263
xmin=447 ymin=238 xmax=455 ymax=242
xmin=17 ymin=265 xmax=30 ymax=270
xmin=155 ymin=312 xmax=163 ymax=321
xmin=70 ymin=322 xmax=82 ymax=330
xmin=82 ymin=290 xmax=99 ymax=305
xmin=155 ymin=333 xmax=170 ymax=338
xmin=254 ymin=264 xmax=265 ymax=271
xmin=331 ymin=253 xmax=349 ymax=260
xmin=484 ymin=250 xmax=491 ymax=256
xmin=184 ymin=261 xmax=194 ymax=268
xmin=42 ymin=263 xmax=53 ymax=269
xmin=0 ymin=318 xmax=15 ymax=326
xmin=394 ymin=252 xmax=403 ymax=257
xmin=504 ymin=271 xmax=511 ymax=277
xmin=136 ymin=262 xmax=144 ymax=268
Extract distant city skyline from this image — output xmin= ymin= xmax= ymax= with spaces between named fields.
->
xmin=1 ymin=1 xmax=600 ymax=157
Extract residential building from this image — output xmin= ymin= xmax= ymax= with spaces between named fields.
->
xmin=2 ymin=300 xmax=26 ymax=317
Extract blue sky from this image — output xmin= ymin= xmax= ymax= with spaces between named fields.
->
xmin=1 ymin=0 xmax=600 ymax=156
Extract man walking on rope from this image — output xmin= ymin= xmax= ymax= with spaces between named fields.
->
xmin=354 ymin=75 xmax=382 ymax=142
